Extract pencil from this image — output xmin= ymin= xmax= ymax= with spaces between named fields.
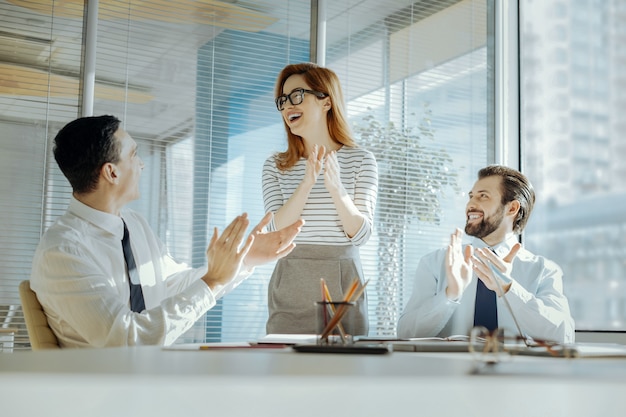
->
xmin=320 ymin=279 xmax=369 ymax=340
xmin=349 ymin=279 xmax=369 ymax=304
xmin=320 ymin=278 xmax=327 ymax=330
xmin=343 ymin=278 xmax=360 ymax=302
xmin=320 ymin=300 xmax=351 ymax=340
xmin=320 ymin=278 xmax=347 ymax=341
xmin=320 ymin=278 xmax=357 ymax=341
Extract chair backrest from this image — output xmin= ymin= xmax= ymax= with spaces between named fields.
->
xmin=18 ymin=280 xmax=60 ymax=350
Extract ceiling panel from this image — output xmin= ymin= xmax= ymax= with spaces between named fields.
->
xmin=0 ymin=0 xmax=444 ymax=136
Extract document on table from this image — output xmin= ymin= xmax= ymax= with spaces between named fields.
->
xmin=162 ymin=335 xmax=318 ymax=350
xmin=255 ymin=334 xmax=319 ymax=345
xmin=163 ymin=341 xmax=291 ymax=351
xmin=509 ymin=342 xmax=626 ymax=358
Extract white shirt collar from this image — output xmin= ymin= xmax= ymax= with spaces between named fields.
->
xmin=68 ymin=196 xmax=125 ymax=240
xmin=470 ymin=233 xmax=520 ymax=257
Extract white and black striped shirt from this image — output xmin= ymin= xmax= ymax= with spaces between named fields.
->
xmin=262 ymin=146 xmax=378 ymax=246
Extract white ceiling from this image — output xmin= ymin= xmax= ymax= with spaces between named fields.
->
xmin=0 ymin=0 xmax=448 ymax=137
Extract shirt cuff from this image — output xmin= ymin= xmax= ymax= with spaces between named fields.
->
xmin=184 ymin=279 xmax=217 ymax=312
xmin=210 ymin=267 xmax=254 ymax=300
xmin=443 ymin=290 xmax=461 ymax=304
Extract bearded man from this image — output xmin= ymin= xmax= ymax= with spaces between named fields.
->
xmin=397 ymin=165 xmax=574 ymax=343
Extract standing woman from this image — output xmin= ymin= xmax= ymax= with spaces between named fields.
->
xmin=262 ymin=62 xmax=378 ymax=335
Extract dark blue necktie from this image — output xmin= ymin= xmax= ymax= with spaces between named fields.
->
xmin=473 ymin=248 xmax=498 ymax=331
xmin=122 ymin=220 xmax=145 ymax=313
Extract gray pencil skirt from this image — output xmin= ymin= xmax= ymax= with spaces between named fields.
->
xmin=266 ymin=244 xmax=369 ymax=335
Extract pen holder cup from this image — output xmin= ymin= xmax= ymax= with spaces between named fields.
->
xmin=316 ymin=301 xmax=355 ymax=345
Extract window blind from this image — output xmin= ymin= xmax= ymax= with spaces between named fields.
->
xmin=85 ymin=1 xmax=312 ymax=343
xmin=0 ymin=0 xmax=492 ymax=348
xmin=0 ymin=0 xmax=83 ymax=350
xmin=323 ymin=0 xmax=491 ymax=335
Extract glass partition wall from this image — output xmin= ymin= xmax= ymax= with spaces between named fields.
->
xmin=0 ymin=0 xmax=491 ymax=347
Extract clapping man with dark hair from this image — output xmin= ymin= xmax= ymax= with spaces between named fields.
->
xmin=31 ymin=115 xmax=303 ymax=348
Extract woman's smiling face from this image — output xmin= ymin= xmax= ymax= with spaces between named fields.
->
xmin=280 ymin=74 xmax=329 ymax=138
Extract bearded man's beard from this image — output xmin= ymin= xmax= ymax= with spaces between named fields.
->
xmin=465 ymin=205 xmax=505 ymax=239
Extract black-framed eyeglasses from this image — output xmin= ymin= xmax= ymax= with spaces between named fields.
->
xmin=275 ymin=88 xmax=327 ymax=111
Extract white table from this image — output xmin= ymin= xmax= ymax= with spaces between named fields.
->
xmin=1 ymin=345 xmax=626 ymax=416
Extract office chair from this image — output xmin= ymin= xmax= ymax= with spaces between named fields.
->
xmin=19 ymin=280 xmax=60 ymax=350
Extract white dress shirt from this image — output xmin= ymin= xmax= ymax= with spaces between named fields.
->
xmin=397 ymin=234 xmax=575 ymax=343
xmin=30 ymin=197 xmax=250 ymax=348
